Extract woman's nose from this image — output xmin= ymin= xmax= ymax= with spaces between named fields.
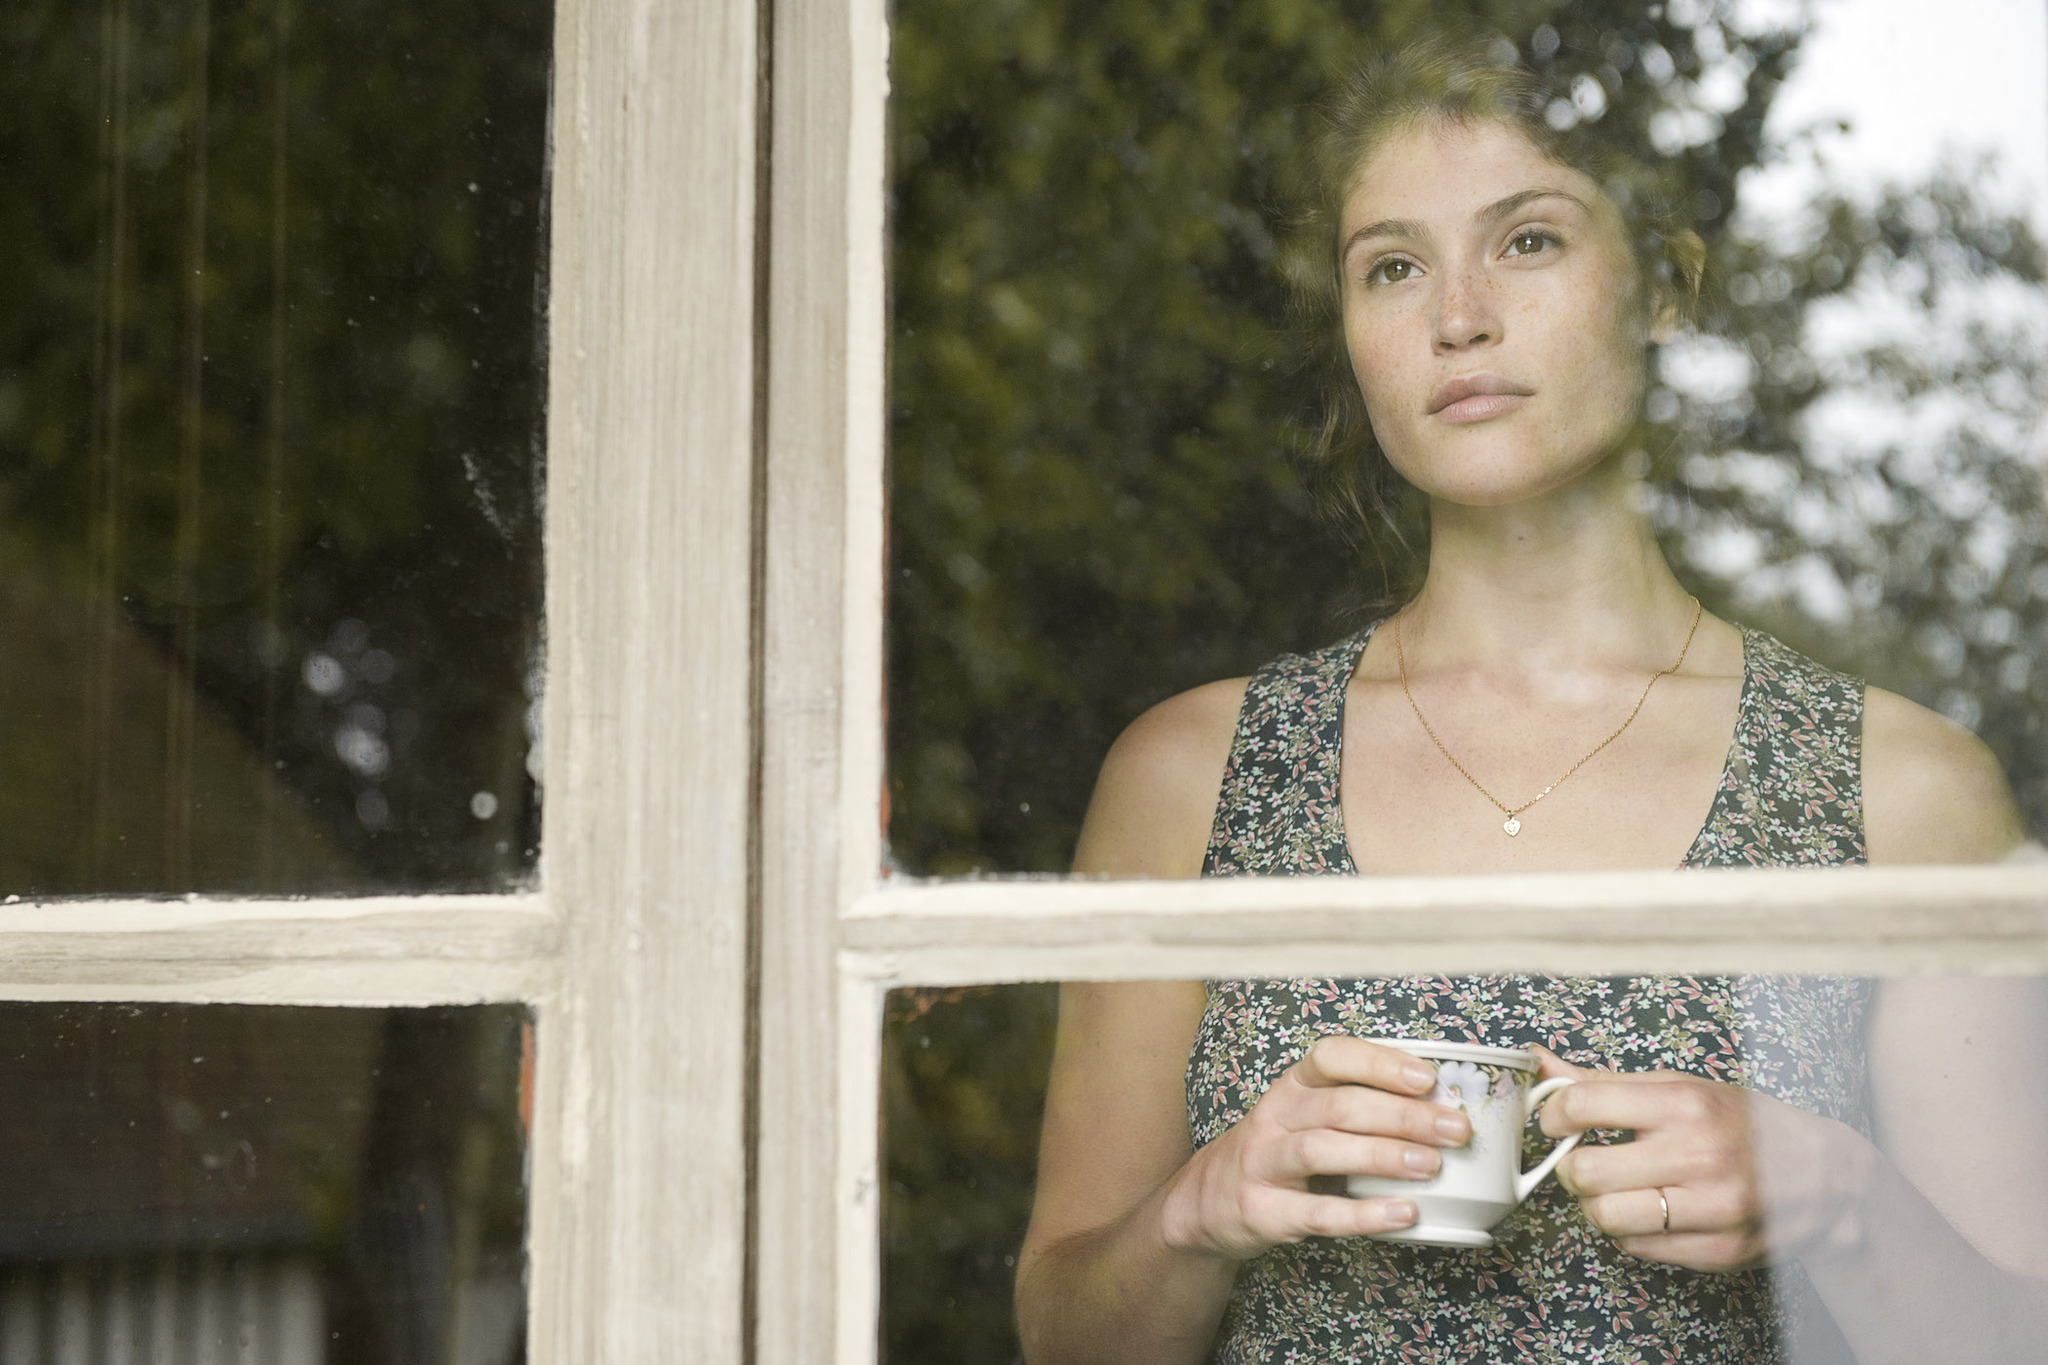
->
xmin=1432 ymin=270 xmax=1500 ymax=351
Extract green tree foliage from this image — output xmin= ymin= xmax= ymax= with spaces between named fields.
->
xmin=0 ymin=0 xmax=549 ymax=891
xmin=1657 ymin=172 xmax=2048 ymax=824
xmin=882 ymin=985 xmax=1057 ymax=1364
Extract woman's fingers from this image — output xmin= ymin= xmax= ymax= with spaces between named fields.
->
xmin=1538 ymin=1072 xmax=1718 ymax=1138
xmin=1528 ymin=1043 xmax=1585 ymax=1083
xmin=1292 ymin=1080 xmax=1470 ymax=1146
xmin=1255 ymin=1128 xmax=1446 ymax=1184
xmin=1294 ymin=1036 xmax=1438 ymax=1095
xmin=1578 ymin=1185 xmax=1687 ymax=1237
xmin=1560 ymin=1129 xmax=1739 ymax=1197
xmin=1245 ymin=1187 xmax=1420 ymax=1242
xmin=1561 ymin=1139 xmax=1768 ymax=1273
xmin=1279 ymin=1039 xmax=1471 ymax=1150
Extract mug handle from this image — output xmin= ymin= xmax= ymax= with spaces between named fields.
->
xmin=1514 ymin=1076 xmax=1582 ymax=1204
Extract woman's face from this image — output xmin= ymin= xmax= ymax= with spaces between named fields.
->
xmin=1338 ymin=117 xmax=1659 ymax=508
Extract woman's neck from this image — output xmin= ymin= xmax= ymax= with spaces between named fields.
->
xmin=1398 ymin=468 xmax=1700 ymax=677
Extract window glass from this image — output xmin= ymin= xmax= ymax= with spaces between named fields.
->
xmin=1 ymin=0 xmax=550 ymax=893
xmin=885 ymin=0 xmax=2048 ymax=874
xmin=880 ymin=2 xmax=2048 ymax=1355
xmin=0 ymin=1002 xmax=528 ymax=1364
xmin=882 ymin=984 xmax=1053 ymax=1361
xmin=884 ymin=975 xmax=2048 ymax=1363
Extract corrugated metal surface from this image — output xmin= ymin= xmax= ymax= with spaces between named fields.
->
xmin=0 ymin=1255 xmax=319 ymax=1365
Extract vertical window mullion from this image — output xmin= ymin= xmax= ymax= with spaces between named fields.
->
xmin=529 ymin=0 xmax=763 ymax=1358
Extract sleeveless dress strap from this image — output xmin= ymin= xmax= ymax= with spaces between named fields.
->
xmin=1202 ymin=626 xmax=1376 ymax=877
xmin=1685 ymin=628 xmax=1865 ymax=867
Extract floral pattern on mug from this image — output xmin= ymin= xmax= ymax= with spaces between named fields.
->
xmin=1426 ymin=1059 xmax=1508 ymax=1113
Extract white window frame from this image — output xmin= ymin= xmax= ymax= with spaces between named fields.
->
xmin=9 ymin=0 xmax=2043 ymax=1362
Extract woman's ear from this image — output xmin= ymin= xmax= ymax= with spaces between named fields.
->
xmin=1660 ymin=227 xmax=1707 ymax=336
xmin=1650 ymin=296 xmax=1683 ymax=345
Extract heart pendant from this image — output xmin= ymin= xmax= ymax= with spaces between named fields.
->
xmin=1503 ymin=817 xmax=1521 ymax=837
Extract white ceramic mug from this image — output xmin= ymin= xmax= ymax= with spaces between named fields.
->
xmin=1345 ymin=1039 xmax=1580 ymax=1248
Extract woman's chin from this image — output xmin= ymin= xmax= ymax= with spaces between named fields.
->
xmin=1413 ymin=471 xmax=1598 ymax=511
xmin=1394 ymin=447 xmax=1623 ymax=512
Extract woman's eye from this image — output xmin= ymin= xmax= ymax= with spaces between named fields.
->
xmin=1366 ymin=257 xmax=1417 ymax=285
xmin=1505 ymin=230 xmax=1555 ymax=257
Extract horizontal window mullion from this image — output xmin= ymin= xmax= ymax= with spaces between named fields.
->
xmin=0 ymin=893 xmax=556 ymax=1004
xmin=839 ymin=864 xmax=2048 ymax=984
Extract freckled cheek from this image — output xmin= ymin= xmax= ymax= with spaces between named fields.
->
xmin=1533 ymin=298 xmax=1648 ymax=432
xmin=1346 ymin=326 xmax=1424 ymax=436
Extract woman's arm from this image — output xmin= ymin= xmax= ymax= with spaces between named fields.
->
xmin=1063 ymin=679 xmax=1247 ymax=881
xmin=1787 ymin=970 xmax=2048 ymax=1361
xmin=1016 ymin=979 xmax=1236 ymax=1364
xmin=1015 ymin=683 xmax=1463 ymax=1364
xmin=1860 ymin=684 xmax=2024 ymax=865
xmin=1793 ymin=689 xmax=2048 ymax=1356
xmin=1016 ymin=683 xmax=1247 ymax=1364
xmin=1853 ymin=685 xmax=2045 ymax=1268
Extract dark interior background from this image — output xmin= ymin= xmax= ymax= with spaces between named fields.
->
xmin=0 ymin=1002 xmax=528 ymax=1364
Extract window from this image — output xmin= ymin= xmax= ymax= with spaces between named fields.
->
xmin=15 ymin=0 xmax=2047 ymax=1359
xmin=757 ymin=0 xmax=2048 ymax=1360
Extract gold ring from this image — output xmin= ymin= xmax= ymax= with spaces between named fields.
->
xmin=1656 ymin=1186 xmax=1670 ymax=1234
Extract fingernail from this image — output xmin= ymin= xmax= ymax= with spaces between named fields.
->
xmin=1403 ymin=1147 xmax=1439 ymax=1174
xmin=1403 ymin=1062 xmax=1434 ymax=1088
xmin=1435 ymin=1114 xmax=1468 ymax=1141
xmin=1386 ymin=1200 xmax=1417 ymax=1226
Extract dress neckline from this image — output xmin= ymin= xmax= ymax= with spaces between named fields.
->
xmin=1327 ymin=621 xmax=1754 ymax=875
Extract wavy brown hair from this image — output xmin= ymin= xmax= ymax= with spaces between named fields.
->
xmin=1283 ymin=33 xmax=1708 ymax=601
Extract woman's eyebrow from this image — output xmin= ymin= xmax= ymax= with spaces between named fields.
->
xmin=1477 ymin=187 xmax=1590 ymax=226
xmin=1342 ymin=189 xmax=1591 ymax=259
xmin=1341 ymin=217 xmax=1428 ymax=257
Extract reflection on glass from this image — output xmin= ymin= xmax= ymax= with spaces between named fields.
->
xmin=0 ymin=1003 xmax=528 ymax=1364
xmin=887 ymin=976 xmax=2048 ymax=1364
xmin=1 ymin=0 xmax=551 ymax=893
xmin=886 ymin=0 xmax=2048 ymax=875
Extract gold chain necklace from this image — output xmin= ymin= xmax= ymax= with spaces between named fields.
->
xmin=1394 ymin=597 xmax=1704 ymax=837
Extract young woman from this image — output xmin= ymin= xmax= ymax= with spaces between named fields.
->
xmin=1013 ymin=36 xmax=2045 ymax=1365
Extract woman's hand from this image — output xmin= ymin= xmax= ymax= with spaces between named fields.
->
xmin=1534 ymin=1045 xmax=1875 ymax=1272
xmin=1158 ymin=1036 xmax=1473 ymax=1263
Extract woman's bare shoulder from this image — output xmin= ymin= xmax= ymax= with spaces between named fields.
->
xmin=1071 ymin=678 xmax=1251 ymax=879
xmin=1863 ymin=684 xmax=2025 ymax=864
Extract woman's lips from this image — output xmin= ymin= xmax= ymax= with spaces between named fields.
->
xmin=1434 ymin=392 xmax=1531 ymax=424
xmin=1426 ymin=374 xmax=1535 ymax=424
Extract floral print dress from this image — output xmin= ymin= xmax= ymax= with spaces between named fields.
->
xmin=1189 ymin=623 xmax=1867 ymax=1363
